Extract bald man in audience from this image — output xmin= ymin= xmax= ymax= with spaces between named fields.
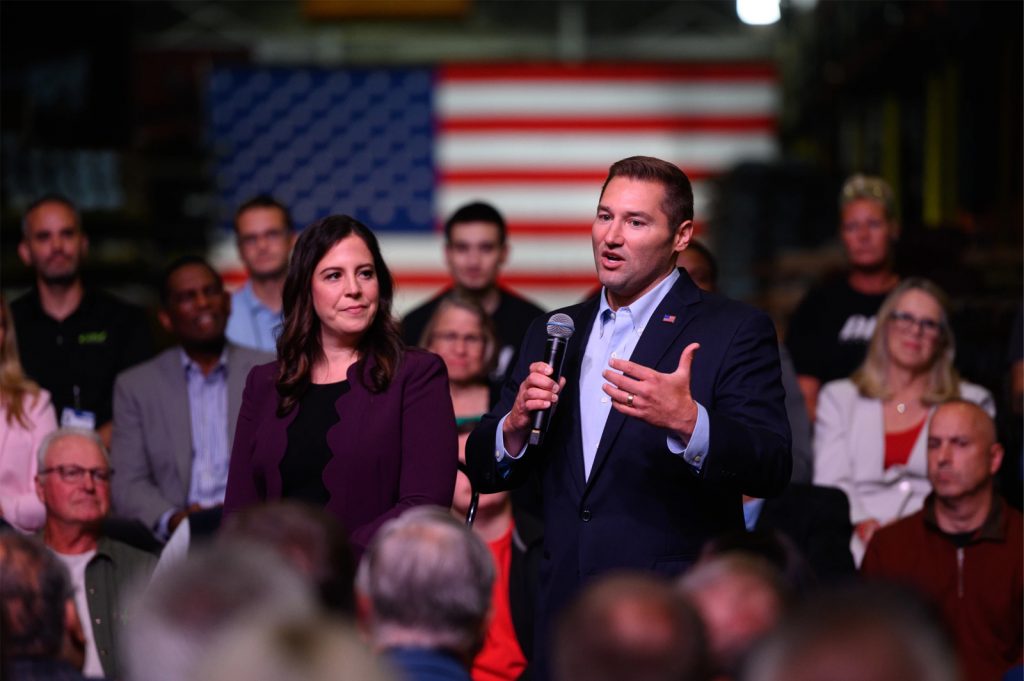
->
xmin=862 ymin=400 xmax=1022 ymax=681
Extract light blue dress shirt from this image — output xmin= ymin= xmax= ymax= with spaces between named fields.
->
xmin=225 ymin=282 xmax=283 ymax=353
xmin=156 ymin=350 xmax=231 ymax=540
xmin=495 ymin=269 xmax=710 ymax=479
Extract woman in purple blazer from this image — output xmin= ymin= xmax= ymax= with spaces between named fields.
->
xmin=224 ymin=215 xmax=458 ymax=554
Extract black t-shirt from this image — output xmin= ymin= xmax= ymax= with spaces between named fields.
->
xmin=401 ymin=287 xmax=546 ymax=390
xmin=785 ymin=276 xmax=889 ymax=385
xmin=10 ymin=287 xmax=153 ymax=427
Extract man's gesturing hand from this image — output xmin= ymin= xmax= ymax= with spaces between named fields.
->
xmin=602 ymin=342 xmax=700 ymax=442
xmin=502 ymin=361 xmax=567 ymax=454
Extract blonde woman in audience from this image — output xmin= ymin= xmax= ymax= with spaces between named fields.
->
xmin=0 ymin=294 xmax=56 ymax=532
xmin=813 ymin=278 xmax=993 ymax=564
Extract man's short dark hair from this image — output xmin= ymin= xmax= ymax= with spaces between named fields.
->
xmin=0 ymin=533 xmax=74 ymax=657
xmin=684 ymin=239 xmax=719 ymax=287
xmin=159 ymin=255 xmax=223 ymax=306
xmin=443 ymin=202 xmax=507 ymax=245
xmin=22 ymin=193 xmax=81 ymax=236
xmin=235 ymin=195 xmax=294 ymax=232
xmin=600 ymin=156 xmax=695 ymax=227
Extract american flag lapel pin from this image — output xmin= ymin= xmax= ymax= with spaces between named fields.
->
xmin=662 ymin=314 xmax=676 ymax=324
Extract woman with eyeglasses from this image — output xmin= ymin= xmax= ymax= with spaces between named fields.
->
xmin=813 ymin=278 xmax=994 ymax=565
xmin=0 ymin=294 xmax=57 ymax=533
xmin=422 ymin=294 xmax=536 ymax=681
xmin=223 ymin=215 xmax=458 ymax=556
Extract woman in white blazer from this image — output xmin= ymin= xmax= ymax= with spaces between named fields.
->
xmin=813 ymin=278 xmax=994 ymax=565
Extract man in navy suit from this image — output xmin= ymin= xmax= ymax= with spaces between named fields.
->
xmin=466 ymin=156 xmax=792 ymax=676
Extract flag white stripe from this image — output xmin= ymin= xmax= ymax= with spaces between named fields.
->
xmin=437 ymin=132 xmax=777 ymax=169
xmin=437 ymin=82 xmax=778 ymax=116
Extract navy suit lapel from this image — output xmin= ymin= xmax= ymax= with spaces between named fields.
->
xmin=584 ymin=271 xmax=704 ymax=493
xmin=561 ymin=296 xmax=600 ymax=496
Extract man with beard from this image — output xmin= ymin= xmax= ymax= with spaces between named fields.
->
xmin=401 ymin=202 xmax=545 ymax=391
xmin=11 ymin=195 xmax=152 ymax=446
xmin=110 ymin=256 xmax=271 ymax=541
xmin=225 ymin=195 xmax=295 ymax=352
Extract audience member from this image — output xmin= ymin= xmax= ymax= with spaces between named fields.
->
xmin=813 ymin=277 xmax=994 ymax=564
xmin=678 ymin=239 xmax=812 ymax=482
xmin=451 ymin=459 xmax=541 ymax=681
xmin=862 ymin=400 xmax=1022 ymax=681
xmin=555 ymin=573 xmax=708 ymax=681
xmin=12 ymin=194 xmax=152 ymax=446
xmin=223 ymin=215 xmax=457 ymax=556
xmin=423 ymin=293 xmax=497 ymax=441
xmin=468 ymin=156 xmax=792 ymax=677
xmin=678 ymin=555 xmax=789 ymax=681
xmin=741 ymin=584 xmax=958 ymax=681
xmin=0 ymin=533 xmax=88 ymax=681
xmin=401 ymin=202 xmax=545 ymax=390
xmin=356 ymin=506 xmax=495 ymax=681
xmin=220 ymin=500 xmax=356 ymax=616
xmin=738 ymin=484 xmax=856 ymax=584
xmin=226 ymin=195 xmax=295 ymax=352
xmin=786 ymin=174 xmax=900 ymax=419
xmin=1 ymin=294 xmax=56 ymax=533
xmin=699 ymin=530 xmax=816 ymax=595
xmin=197 ymin=617 xmax=396 ymax=681
xmin=36 ymin=427 xmax=157 ymax=679
xmin=110 ymin=256 xmax=272 ymax=541
xmin=122 ymin=540 xmax=316 ymax=681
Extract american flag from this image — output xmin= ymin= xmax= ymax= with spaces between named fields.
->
xmin=207 ymin=63 xmax=778 ymax=312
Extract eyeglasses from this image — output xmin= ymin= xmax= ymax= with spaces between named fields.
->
xmin=888 ymin=311 xmax=943 ymax=338
xmin=39 ymin=465 xmax=114 ymax=484
xmin=238 ymin=229 xmax=288 ymax=248
xmin=432 ymin=332 xmax=485 ymax=348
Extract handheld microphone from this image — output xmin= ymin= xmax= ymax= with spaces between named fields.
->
xmin=529 ymin=313 xmax=575 ymax=446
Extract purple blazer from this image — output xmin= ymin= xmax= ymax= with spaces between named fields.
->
xmin=223 ymin=349 xmax=458 ymax=553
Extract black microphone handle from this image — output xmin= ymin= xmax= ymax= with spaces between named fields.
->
xmin=529 ymin=335 xmax=569 ymax=446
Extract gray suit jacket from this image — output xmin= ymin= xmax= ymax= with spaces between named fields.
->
xmin=110 ymin=344 xmax=272 ymax=529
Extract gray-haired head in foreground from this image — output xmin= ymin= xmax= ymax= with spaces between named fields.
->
xmin=356 ymin=505 xmax=495 ymax=656
xmin=197 ymin=617 xmax=396 ymax=681
xmin=741 ymin=583 xmax=958 ymax=681
xmin=0 ymin=533 xmax=74 ymax=658
xmin=121 ymin=540 xmax=315 ymax=681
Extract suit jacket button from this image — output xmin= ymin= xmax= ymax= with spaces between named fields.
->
xmin=581 ymin=509 xmax=592 ymax=522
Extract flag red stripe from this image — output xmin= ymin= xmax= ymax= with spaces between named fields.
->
xmin=494 ymin=221 xmax=707 ymax=236
xmin=439 ymin=63 xmax=777 ymax=82
xmin=440 ymin=168 xmax=717 ymax=183
xmin=439 ymin=116 xmax=776 ymax=133
xmin=396 ymin=272 xmax=600 ymax=287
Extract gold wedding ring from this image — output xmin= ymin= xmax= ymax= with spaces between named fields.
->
xmin=626 ymin=393 xmax=635 ymax=407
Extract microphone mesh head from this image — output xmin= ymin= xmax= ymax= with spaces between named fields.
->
xmin=546 ymin=313 xmax=575 ymax=339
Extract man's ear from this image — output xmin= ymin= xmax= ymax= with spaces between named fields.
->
xmin=157 ymin=309 xmax=173 ymax=334
xmin=35 ymin=475 xmax=45 ymax=503
xmin=498 ymin=242 xmax=509 ymax=267
xmin=989 ymin=442 xmax=1005 ymax=476
xmin=673 ymin=220 xmax=694 ymax=253
xmin=18 ymin=240 xmax=32 ymax=267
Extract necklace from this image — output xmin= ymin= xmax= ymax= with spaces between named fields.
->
xmin=896 ymin=402 xmax=907 ymax=415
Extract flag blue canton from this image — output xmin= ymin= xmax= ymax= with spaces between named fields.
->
xmin=207 ymin=67 xmax=436 ymax=232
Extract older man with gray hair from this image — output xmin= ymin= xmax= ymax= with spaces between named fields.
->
xmin=34 ymin=426 xmax=156 ymax=680
xmin=357 ymin=505 xmax=495 ymax=681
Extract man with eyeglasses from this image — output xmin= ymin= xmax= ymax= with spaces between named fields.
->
xmin=225 ymin=195 xmax=296 ymax=352
xmin=35 ymin=427 xmax=157 ymax=680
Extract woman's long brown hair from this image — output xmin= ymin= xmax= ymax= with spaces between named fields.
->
xmin=275 ymin=215 xmax=403 ymax=417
